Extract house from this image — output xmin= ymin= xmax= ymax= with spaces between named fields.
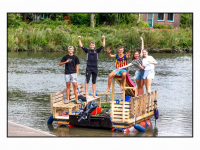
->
xmin=139 ymin=13 xmax=181 ymax=28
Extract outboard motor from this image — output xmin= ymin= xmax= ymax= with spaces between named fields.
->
xmin=78 ymin=100 xmax=98 ymax=122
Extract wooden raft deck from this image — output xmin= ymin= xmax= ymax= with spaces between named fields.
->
xmin=50 ymin=84 xmax=101 ymax=119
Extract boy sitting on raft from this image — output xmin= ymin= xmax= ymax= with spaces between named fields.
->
xmin=59 ymin=46 xmax=80 ymax=104
xmin=78 ymin=35 xmax=105 ymax=99
xmin=104 ymin=46 xmax=131 ymax=93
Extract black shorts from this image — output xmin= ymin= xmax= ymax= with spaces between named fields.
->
xmin=85 ymin=66 xmax=98 ymax=84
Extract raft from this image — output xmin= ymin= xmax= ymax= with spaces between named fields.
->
xmin=48 ymin=72 xmax=158 ymax=131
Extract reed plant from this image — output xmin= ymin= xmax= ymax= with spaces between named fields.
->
xmin=8 ymin=21 xmax=192 ymax=52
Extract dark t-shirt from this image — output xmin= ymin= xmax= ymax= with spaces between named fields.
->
xmin=60 ymin=55 xmax=80 ymax=74
xmin=82 ymin=46 xmax=104 ymax=67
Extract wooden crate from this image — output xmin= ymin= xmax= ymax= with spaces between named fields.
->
xmin=111 ymin=91 xmax=157 ymax=124
xmin=50 ymin=84 xmax=101 ymax=118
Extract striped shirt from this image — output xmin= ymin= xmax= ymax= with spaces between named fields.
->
xmin=131 ymin=55 xmax=143 ymax=70
xmin=115 ymin=54 xmax=127 ymax=69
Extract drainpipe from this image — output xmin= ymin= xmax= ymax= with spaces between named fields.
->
xmin=137 ymin=13 xmax=140 ymax=23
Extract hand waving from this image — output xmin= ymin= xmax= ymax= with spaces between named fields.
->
xmin=106 ymin=48 xmax=111 ymax=54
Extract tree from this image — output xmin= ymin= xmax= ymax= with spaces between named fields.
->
xmin=91 ymin=13 xmax=95 ymax=28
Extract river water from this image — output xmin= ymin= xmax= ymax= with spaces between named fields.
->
xmin=8 ymin=51 xmax=192 ymax=137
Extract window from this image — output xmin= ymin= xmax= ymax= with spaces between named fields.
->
xmin=167 ymin=13 xmax=174 ymax=21
xmin=158 ymin=13 xmax=165 ymax=21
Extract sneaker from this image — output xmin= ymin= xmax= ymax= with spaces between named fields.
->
xmin=64 ymin=100 xmax=69 ymax=104
xmin=76 ymin=100 xmax=81 ymax=104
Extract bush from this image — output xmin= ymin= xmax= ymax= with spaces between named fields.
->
xmin=154 ymin=23 xmax=174 ymax=29
xmin=137 ymin=21 xmax=149 ymax=27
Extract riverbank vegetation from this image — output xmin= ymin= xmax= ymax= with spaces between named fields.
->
xmin=8 ymin=13 xmax=192 ymax=52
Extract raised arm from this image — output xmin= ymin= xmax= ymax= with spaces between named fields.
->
xmin=102 ymin=36 xmax=105 ymax=47
xmin=140 ymin=37 xmax=144 ymax=56
xmin=78 ymin=36 xmax=83 ymax=47
xmin=106 ymin=48 xmax=116 ymax=58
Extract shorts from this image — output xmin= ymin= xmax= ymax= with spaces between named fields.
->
xmin=134 ymin=70 xmax=144 ymax=80
xmin=113 ymin=69 xmax=127 ymax=76
xmin=85 ymin=66 xmax=98 ymax=84
xmin=143 ymin=70 xmax=155 ymax=79
xmin=65 ymin=73 xmax=77 ymax=83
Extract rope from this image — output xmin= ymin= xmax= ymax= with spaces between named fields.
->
xmin=109 ymin=117 xmax=123 ymax=132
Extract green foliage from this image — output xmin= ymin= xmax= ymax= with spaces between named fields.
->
xmin=180 ymin=13 xmax=193 ymax=28
xmin=154 ymin=23 xmax=174 ymax=29
xmin=70 ymin=14 xmax=90 ymax=27
xmin=137 ymin=21 xmax=149 ymax=27
xmin=8 ymin=14 xmax=24 ymax=28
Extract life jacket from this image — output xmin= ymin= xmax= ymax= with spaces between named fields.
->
xmin=115 ymin=54 xmax=127 ymax=69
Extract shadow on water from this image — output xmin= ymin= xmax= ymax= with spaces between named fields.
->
xmin=47 ymin=124 xmax=159 ymax=137
xmin=8 ymin=52 xmax=192 ymax=136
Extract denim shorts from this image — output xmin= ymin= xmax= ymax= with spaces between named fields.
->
xmin=113 ymin=69 xmax=127 ymax=76
xmin=134 ymin=70 xmax=144 ymax=80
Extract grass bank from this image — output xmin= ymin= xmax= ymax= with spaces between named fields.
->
xmin=8 ymin=23 xmax=192 ymax=52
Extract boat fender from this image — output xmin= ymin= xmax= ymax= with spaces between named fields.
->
xmin=154 ymin=108 xmax=159 ymax=119
xmin=139 ymin=119 xmax=151 ymax=128
xmin=123 ymin=128 xmax=130 ymax=133
xmin=47 ymin=114 xmax=53 ymax=124
xmin=128 ymin=126 xmax=137 ymax=132
xmin=134 ymin=124 xmax=146 ymax=132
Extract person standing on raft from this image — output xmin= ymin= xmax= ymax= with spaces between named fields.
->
xmin=78 ymin=35 xmax=105 ymax=99
xmin=142 ymin=48 xmax=158 ymax=94
xmin=116 ymin=37 xmax=145 ymax=95
xmin=59 ymin=46 xmax=80 ymax=104
xmin=104 ymin=46 xmax=131 ymax=93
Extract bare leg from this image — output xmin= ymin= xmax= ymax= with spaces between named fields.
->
xmin=136 ymin=80 xmax=141 ymax=95
xmin=105 ymin=71 xmax=116 ymax=93
xmin=146 ymin=79 xmax=153 ymax=93
xmin=136 ymin=79 xmax=144 ymax=95
xmin=85 ymin=83 xmax=89 ymax=99
xmin=92 ymin=84 xmax=98 ymax=98
xmin=66 ymin=82 xmax=71 ymax=103
xmin=72 ymin=82 xmax=78 ymax=102
xmin=140 ymin=79 xmax=144 ymax=95
xmin=121 ymin=71 xmax=127 ymax=91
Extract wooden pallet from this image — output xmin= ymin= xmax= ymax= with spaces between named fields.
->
xmin=50 ymin=84 xmax=101 ymax=118
xmin=110 ymin=76 xmax=157 ymax=124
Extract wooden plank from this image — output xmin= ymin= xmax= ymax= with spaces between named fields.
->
xmin=124 ymin=87 xmax=137 ymax=90
xmin=50 ymin=94 xmax=53 ymax=114
xmin=138 ymin=95 xmax=143 ymax=116
xmin=98 ymin=92 xmax=123 ymax=96
xmin=113 ymin=112 xmax=130 ymax=115
xmin=113 ymin=115 xmax=130 ymax=119
xmin=130 ymin=97 xmax=134 ymax=118
xmin=136 ymin=111 xmax=154 ymax=121
xmin=122 ymin=78 xmax=126 ymax=122
xmin=110 ymin=108 xmax=130 ymax=112
xmin=106 ymin=95 xmax=109 ymax=103
xmin=111 ymin=78 xmax=115 ymax=102
xmin=142 ymin=94 xmax=146 ymax=115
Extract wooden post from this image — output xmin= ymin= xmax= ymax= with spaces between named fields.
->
xmin=50 ymin=94 xmax=53 ymax=114
xmin=111 ymin=78 xmax=115 ymax=121
xmin=122 ymin=77 xmax=126 ymax=122
xmin=106 ymin=95 xmax=109 ymax=103
xmin=142 ymin=94 xmax=146 ymax=115
xmin=111 ymin=78 xmax=115 ymax=102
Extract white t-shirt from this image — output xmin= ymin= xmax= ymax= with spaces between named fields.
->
xmin=142 ymin=56 xmax=155 ymax=70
